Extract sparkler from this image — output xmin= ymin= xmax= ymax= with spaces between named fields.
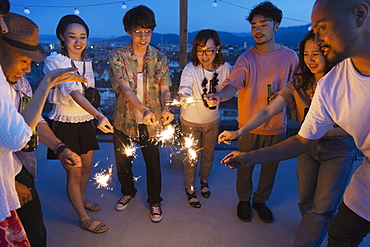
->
xmin=122 ymin=141 xmax=138 ymax=158
xmin=166 ymin=96 xmax=202 ymax=108
xmin=92 ymin=165 xmax=113 ymax=190
xmin=182 ymin=134 xmax=199 ymax=164
xmin=154 ymin=124 xmax=179 ymax=146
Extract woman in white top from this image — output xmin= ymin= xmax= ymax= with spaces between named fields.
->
xmin=44 ymin=15 xmax=113 ymax=234
xmin=179 ymin=29 xmax=231 ymax=208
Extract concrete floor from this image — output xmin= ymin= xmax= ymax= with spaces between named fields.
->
xmin=33 ymin=142 xmax=369 ymax=247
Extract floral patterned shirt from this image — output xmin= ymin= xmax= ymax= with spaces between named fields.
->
xmin=109 ymin=43 xmax=171 ymax=138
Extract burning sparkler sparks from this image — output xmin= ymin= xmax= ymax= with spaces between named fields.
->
xmin=92 ymin=165 xmax=113 ymax=190
xmin=166 ymin=96 xmax=201 ymax=108
xmin=182 ymin=134 xmax=199 ymax=165
xmin=154 ymin=124 xmax=180 ymax=146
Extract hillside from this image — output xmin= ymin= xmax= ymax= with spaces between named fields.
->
xmin=39 ymin=24 xmax=311 ymax=47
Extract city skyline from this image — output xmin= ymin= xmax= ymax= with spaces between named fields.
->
xmin=10 ymin=0 xmax=315 ymax=38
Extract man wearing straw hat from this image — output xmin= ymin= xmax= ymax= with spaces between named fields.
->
xmin=0 ymin=12 xmax=85 ymax=246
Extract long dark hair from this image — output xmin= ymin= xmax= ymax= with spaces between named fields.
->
xmin=295 ymin=30 xmax=330 ymax=91
xmin=190 ymin=29 xmax=225 ymax=67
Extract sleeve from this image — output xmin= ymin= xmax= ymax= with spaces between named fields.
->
xmin=44 ymin=56 xmax=81 ymax=97
xmin=178 ymin=64 xmax=194 ymax=96
xmin=108 ymin=50 xmax=129 ymax=92
xmin=222 ymin=55 xmax=249 ymax=91
xmin=298 ymin=87 xmax=334 ymax=139
xmin=277 ymin=78 xmax=295 ymax=105
xmin=0 ymin=90 xmax=31 ymax=151
xmin=156 ymin=53 xmax=172 ymax=87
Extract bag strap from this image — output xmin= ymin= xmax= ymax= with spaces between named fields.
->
xmin=70 ymin=59 xmax=87 ymax=90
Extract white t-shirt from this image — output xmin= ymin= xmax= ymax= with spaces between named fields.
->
xmin=299 ymin=58 xmax=370 ymax=221
xmin=136 ymin=72 xmax=144 ymax=124
xmin=179 ymin=62 xmax=231 ymax=124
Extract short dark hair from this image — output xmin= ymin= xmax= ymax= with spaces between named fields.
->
xmin=247 ymin=1 xmax=282 ymax=24
xmin=123 ymin=5 xmax=156 ymax=33
xmin=190 ymin=29 xmax=226 ymax=67
xmin=0 ymin=0 xmax=10 ymax=15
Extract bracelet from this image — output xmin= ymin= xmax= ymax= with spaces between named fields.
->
xmin=54 ymin=143 xmax=70 ymax=156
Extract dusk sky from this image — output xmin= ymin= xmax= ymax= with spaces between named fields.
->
xmin=10 ymin=0 xmax=316 ymax=38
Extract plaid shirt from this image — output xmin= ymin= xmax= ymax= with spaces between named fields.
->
xmin=108 ymin=43 xmax=171 ymax=138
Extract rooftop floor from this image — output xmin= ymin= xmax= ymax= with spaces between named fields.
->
xmin=33 ymin=142 xmax=369 ymax=247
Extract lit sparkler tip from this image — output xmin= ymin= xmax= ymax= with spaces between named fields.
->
xmin=92 ymin=167 xmax=113 ymax=190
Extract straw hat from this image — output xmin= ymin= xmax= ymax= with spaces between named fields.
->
xmin=0 ymin=12 xmax=46 ymax=61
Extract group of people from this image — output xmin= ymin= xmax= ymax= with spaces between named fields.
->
xmin=1 ymin=0 xmax=370 ymax=247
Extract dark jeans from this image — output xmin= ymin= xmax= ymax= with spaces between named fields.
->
xmin=16 ymin=166 xmax=47 ymax=247
xmin=113 ymin=125 xmax=163 ymax=205
xmin=328 ymin=201 xmax=370 ymax=247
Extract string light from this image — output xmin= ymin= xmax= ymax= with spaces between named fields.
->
xmin=23 ymin=7 xmax=30 ymax=14
xmin=212 ymin=0 xmax=217 ymax=8
xmin=121 ymin=2 xmax=127 ymax=10
xmin=74 ymin=8 xmax=80 ymax=15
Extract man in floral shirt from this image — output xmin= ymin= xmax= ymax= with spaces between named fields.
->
xmin=108 ymin=5 xmax=173 ymax=223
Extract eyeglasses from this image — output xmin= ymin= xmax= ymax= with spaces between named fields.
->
xmin=196 ymin=48 xmax=216 ymax=56
xmin=132 ymin=29 xmax=152 ymax=37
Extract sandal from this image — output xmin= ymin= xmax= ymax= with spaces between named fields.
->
xmin=80 ymin=217 xmax=108 ymax=234
xmin=200 ymin=181 xmax=211 ymax=198
xmin=83 ymin=200 xmax=100 ymax=212
xmin=185 ymin=188 xmax=201 ymax=208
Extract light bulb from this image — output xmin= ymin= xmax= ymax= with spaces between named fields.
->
xmin=74 ymin=8 xmax=80 ymax=15
xmin=24 ymin=7 xmax=30 ymax=15
xmin=121 ymin=2 xmax=127 ymax=10
xmin=212 ymin=0 xmax=217 ymax=8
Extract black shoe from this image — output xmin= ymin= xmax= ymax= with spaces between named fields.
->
xmin=185 ymin=189 xmax=201 ymax=208
xmin=200 ymin=180 xmax=211 ymax=198
xmin=252 ymin=202 xmax=274 ymax=223
xmin=237 ymin=201 xmax=251 ymax=222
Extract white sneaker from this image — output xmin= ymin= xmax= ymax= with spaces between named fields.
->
xmin=150 ymin=204 xmax=163 ymax=223
xmin=115 ymin=196 xmax=133 ymax=211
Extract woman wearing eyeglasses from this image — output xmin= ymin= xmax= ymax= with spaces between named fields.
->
xmin=179 ymin=29 xmax=231 ymax=208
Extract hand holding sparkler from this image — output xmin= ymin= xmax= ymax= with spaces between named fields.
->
xmin=58 ymin=147 xmax=82 ymax=169
xmin=143 ymin=109 xmax=157 ymax=126
xmin=97 ymin=115 xmax=114 ymax=133
xmin=203 ymin=93 xmax=221 ymax=108
xmin=162 ymin=109 xmax=174 ymax=125
xmin=218 ymin=129 xmax=243 ymax=144
xmin=221 ymin=151 xmax=252 ymax=169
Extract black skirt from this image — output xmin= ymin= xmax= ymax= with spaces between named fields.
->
xmin=47 ymin=120 xmax=100 ymax=159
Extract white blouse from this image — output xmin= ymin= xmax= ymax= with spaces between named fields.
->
xmin=43 ymin=52 xmax=95 ymax=123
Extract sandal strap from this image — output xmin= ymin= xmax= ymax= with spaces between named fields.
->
xmin=185 ymin=189 xmax=197 ymax=200
xmin=200 ymin=181 xmax=209 ymax=189
xmin=80 ymin=218 xmax=107 ymax=233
